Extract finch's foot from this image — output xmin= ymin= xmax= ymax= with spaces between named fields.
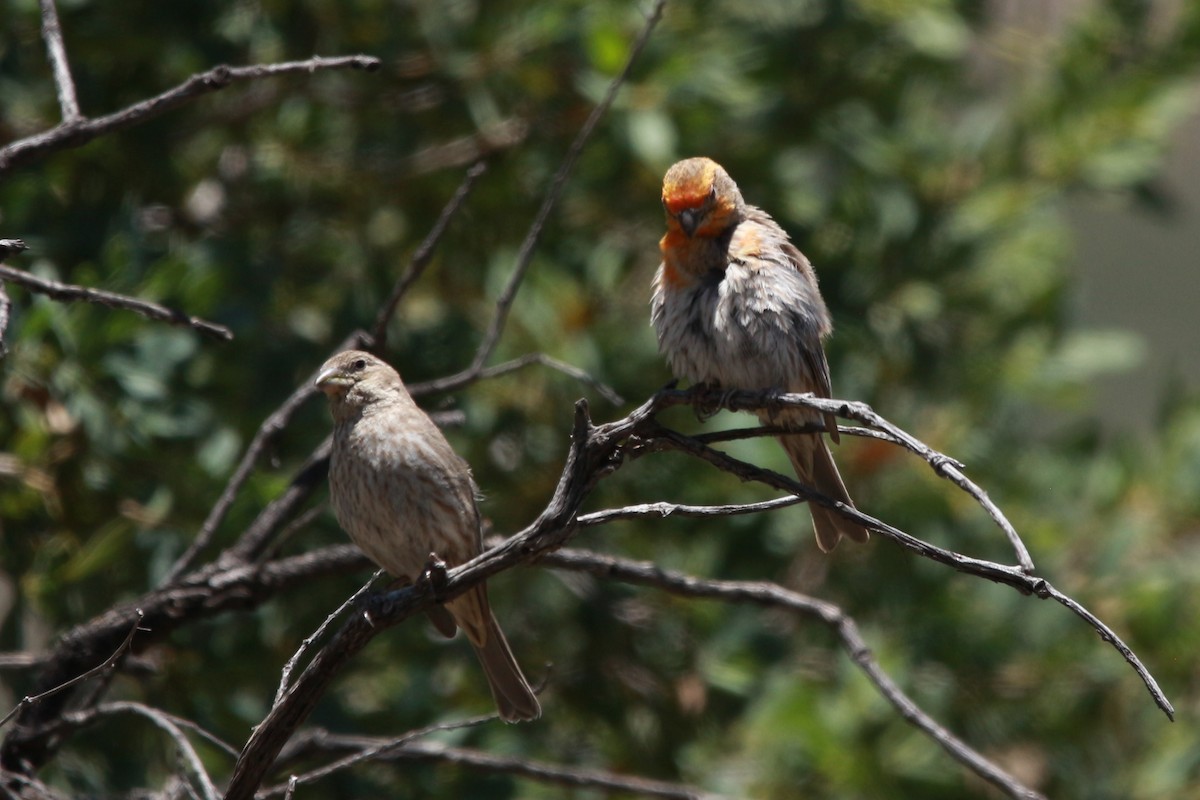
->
xmin=691 ymin=382 xmax=724 ymax=422
xmin=420 ymin=552 xmax=450 ymax=600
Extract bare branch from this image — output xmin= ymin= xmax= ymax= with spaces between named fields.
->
xmin=227 ymin=439 xmax=332 ymax=564
xmin=0 ymin=55 xmax=381 ymax=176
xmin=0 ymin=546 xmax=368 ymax=773
xmin=369 ymin=162 xmax=488 ymax=348
xmin=0 ymin=263 xmax=233 ymax=341
xmin=265 ymin=716 xmax=496 ymax=795
xmin=576 ymin=496 xmax=805 ymax=527
xmin=0 ymin=610 xmax=145 ymax=732
xmin=38 ymin=0 xmax=81 ymax=123
xmin=541 ymin=547 xmax=1046 ymax=800
xmin=642 ymin=389 xmax=1173 ymax=719
xmin=446 ymin=0 xmax=667 ymax=381
xmin=411 ymin=350 xmax=623 ymax=405
xmin=273 ymin=570 xmax=385 ymax=707
xmin=0 ymin=651 xmax=157 ymax=675
xmin=661 ymin=387 xmax=1034 ymax=573
xmin=267 ymin=732 xmax=721 ymax=799
xmin=66 ymin=702 xmax=222 ymax=800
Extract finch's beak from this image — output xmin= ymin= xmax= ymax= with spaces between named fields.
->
xmin=315 ymin=367 xmax=353 ymax=394
xmin=677 ymin=208 xmax=699 ymax=237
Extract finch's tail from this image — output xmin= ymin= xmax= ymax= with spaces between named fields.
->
xmin=452 ymin=586 xmax=540 ymax=722
xmin=449 ymin=591 xmax=542 ymax=722
xmin=779 ymin=433 xmax=871 ymax=552
xmin=469 ymin=610 xmax=541 ymax=722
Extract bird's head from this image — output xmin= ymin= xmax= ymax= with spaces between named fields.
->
xmin=661 ymin=157 xmax=745 ymax=238
xmin=315 ymin=350 xmax=403 ymax=414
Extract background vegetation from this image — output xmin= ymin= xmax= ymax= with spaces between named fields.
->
xmin=1 ymin=0 xmax=1198 ymax=797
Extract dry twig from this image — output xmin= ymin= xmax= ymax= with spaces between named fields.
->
xmin=0 ymin=263 xmax=233 ymax=342
xmin=0 ymin=56 xmax=381 ymax=175
xmin=542 ymin=546 xmax=1045 ymax=800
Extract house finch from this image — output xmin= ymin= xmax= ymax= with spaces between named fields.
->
xmin=651 ymin=157 xmax=870 ymax=552
xmin=316 ymin=350 xmax=540 ymax=722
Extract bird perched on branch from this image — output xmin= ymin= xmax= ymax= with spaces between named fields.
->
xmin=316 ymin=350 xmax=540 ymax=722
xmin=651 ymin=157 xmax=870 ymax=552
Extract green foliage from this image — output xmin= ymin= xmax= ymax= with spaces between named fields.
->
xmin=2 ymin=0 xmax=1199 ymax=797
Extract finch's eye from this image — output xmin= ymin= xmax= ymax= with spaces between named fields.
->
xmin=352 ymin=358 xmax=366 ymax=371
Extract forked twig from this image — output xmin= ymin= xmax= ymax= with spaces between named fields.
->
xmin=0 ymin=55 xmax=381 ymax=175
xmin=542 ymin=547 xmax=1045 ymax=800
xmin=0 ymin=610 xmax=145 ymax=731
xmin=369 ymin=162 xmax=489 ymax=347
xmin=273 ymin=570 xmax=385 ymax=707
xmin=0 ymin=263 xmax=233 ymax=341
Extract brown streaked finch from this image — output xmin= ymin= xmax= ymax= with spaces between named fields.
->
xmin=316 ymin=350 xmax=540 ymax=722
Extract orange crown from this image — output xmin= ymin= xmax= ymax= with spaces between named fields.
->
xmin=661 ymin=158 xmax=719 ymax=214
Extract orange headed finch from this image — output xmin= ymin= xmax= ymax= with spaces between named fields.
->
xmin=316 ymin=350 xmax=540 ymax=722
xmin=651 ymin=157 xmax=870 ymax=552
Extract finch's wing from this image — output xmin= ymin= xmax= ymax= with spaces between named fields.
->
xmin=778 ymin=233 xmax=841 ymax=442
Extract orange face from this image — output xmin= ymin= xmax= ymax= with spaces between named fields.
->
xmin=661 ymin=157 xmax=740 ymax=238
xmin=662 ymin=157 xmax=721 ymax=216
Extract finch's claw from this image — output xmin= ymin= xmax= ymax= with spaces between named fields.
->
xmin=690 ymin=381 xmax=722 ymax=422
xmin=762 ymin=387 xmax=786 ymax=423
xmin=420 ymin=552 xmax=450 ymax=600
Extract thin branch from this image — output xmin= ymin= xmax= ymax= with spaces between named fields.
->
xmin=641 ymin=390 xmax=1173 ymax=720
xmin=0 ymin=546 xmax=367 ymax=773
xmin=267 ymin=735 xmax=720 ymax=800
xmin=445 ymin=0 xmax=666 ymax=381
xmin=576 ymin=496 xmax=805 ymax=527
xmin=66 ymin=702 xmax=220 ymax=800
xmin=368 ymin=162 xmax=488 ymax=348
xmin=38 ymin=0 xmax=81 ymax=123
xmin=0 ymin=651 xmax=157 ymax=674
xmin=662 ymin=387 xmax=1034 ymax=573
xmin=0 ymin=610 xmax=145 ymax=731
xmin=258 ymin=504 xmax=327 ymax=564
xmin=265 ymin=716 xmax=497 ymax=795
xmin=0 ymin=55 xmax=381 ymax=175
xmin=273 ymin=570 xmax=385 ymax=707
xmin=541 ymin=547 xmax=1045 ymax=800
xmin=0 ymin=263 xmax=232 ymax=341
xmin=227 ymin=438 xmax=332 ymax=563
xmin=411 ymin=350 xmax=623 ymax=405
